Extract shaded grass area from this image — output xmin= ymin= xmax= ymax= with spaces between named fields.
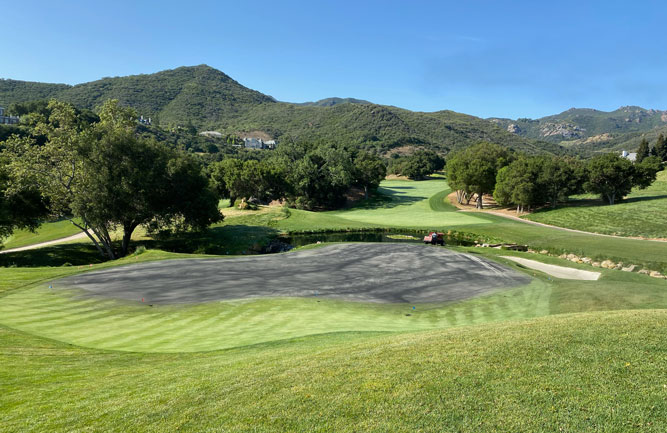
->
xmin=1 ymin=218 xmax=81 ymax=250
xmin=1 ymin=310 xmax=665 ymax=432
xmin=524 ymin=170 xmax=667 ymax=238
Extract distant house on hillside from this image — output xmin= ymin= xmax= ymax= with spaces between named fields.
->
xmin=138 ymin=115 xmax=152 ymax=126
xmin=242 ymin=137 xmax=276 ymax=150
xmin=620 ymin=150 xmax=637 ymax=162
xmin=0 ymin=106 xmax=20 ymax=125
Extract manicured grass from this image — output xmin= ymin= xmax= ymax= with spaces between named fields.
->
xmin=325 ymin=179 xmax=486 ymax=227
xmin=524 ymin=170 xmax=667 ymax=238
xmin=1 ymin=310 xmax=665 ymax=432
xmin=1 ymin=218 xmax=82 ymax=250
xmin=1 ymin=247 xmax=665 ymax=353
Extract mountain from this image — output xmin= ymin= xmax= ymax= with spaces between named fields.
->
xmin=490 ymin=106 xmax=667 ymax=154
xmin=297 ymin=97 xmax=371 ymax=107
xmin=0 ymin=65 xmax=561 ymax=155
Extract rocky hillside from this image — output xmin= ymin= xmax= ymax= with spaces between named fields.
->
xmin=491 ymin=106 xmax=667 ymax=155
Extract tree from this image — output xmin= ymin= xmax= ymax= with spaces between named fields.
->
xmin=446 ymin=142 xmax=512 ymax=208
xmin=537 ymin=156 xmax=584 ymax=208
xmin=636 ymin=138 xmax=650 ymax=163
xmin=494 ymin=156 xmax=541 ymax=213
xmin=210 ymin=158 xmax=248 ymax=207
xmin=353 ymin=151 xmax=386 ymax=199
xmin=4 ymin=99 xmax=221 ymax=259
xmin=654 ymin=134 xmax=667 ymax=162
xmin=584 ymin=153 xmax=659 ymax=205
xmin=0 ymin=157 xmax=48 ymax=247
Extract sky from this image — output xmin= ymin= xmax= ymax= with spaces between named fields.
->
xmin=2 ymin=0 xmax=667 ymax=119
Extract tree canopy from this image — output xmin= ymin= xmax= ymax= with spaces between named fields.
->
xmin=2 ymin=99 xmax=221 ymax=259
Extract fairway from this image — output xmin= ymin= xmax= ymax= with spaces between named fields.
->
xmin=326 ymin=179 xmax=487 ymax=227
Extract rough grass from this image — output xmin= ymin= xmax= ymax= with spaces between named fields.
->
xmin=1 ymin=310 xmax=665 ymax=432
xmin=1 ymin=218 xmax=81 ymax=250
xmin=524 ymin=170 xmax=667 ymax=238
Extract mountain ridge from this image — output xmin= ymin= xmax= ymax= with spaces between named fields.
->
xmin=0 ymin=65 xmax=562 ymax=155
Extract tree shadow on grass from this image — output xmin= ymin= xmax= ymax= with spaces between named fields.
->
xmin=0 ymin=243 xmax=105 ymax=268
xmin=142 ymin=225 xmax=281 ymax=255
xmin=535 ymin=194 xmax=667 ymax=212
xmin=0 ymin=225 xmax=281 ymax=268
xmin=344 ymin=187 xmax=424 ymax=211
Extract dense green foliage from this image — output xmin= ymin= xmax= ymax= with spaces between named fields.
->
xmin=585 ymin=153 xmax=661 ymax=205
xmin=211 ymin=143 xmax=385 ymax=210
xmin=2 ymin=100 xmax=221 ymax=258
xmin=494 ymin=156 xmax=584 ymax=211
xmin=388 ymin=149 xmax=444 ymax=179
xmin=447 ymin=142 xmax=513 ymax=208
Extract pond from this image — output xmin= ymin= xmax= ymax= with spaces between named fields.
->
xmin=279 ymin=230 xmax=476 ymax=249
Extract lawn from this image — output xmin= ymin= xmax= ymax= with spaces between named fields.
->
xmin=1 ymin=310 xmax=665 ymax=432
xmin=524 ymin=169 xmax=667 ymax=238
xmin=1 ymin=218 xmax=81 ymax=250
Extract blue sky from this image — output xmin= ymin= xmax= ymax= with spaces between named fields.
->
xmin=2 ymin=1 xmax=666 ymax=118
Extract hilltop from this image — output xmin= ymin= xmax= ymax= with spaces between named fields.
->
xmin=491 ymin=106 xmax=667 ymax=155
xmin=0 ymin=65 xmax=560 ymax=155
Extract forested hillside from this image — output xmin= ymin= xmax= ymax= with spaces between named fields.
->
xmin=1 ymin=65 xmax=560 ymax=155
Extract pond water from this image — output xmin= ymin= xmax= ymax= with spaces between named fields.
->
xmin=280 ymin=231 xmax=475 ymax=248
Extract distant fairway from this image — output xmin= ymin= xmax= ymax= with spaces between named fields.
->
xmin=524 ymin=169 xmax=667 ymax=238
xmin=325 ymin=179 xmax=486 ymax=227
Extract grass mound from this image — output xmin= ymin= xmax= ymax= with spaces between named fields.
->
xmin=1 ymin=310 xmax=665 ymax=432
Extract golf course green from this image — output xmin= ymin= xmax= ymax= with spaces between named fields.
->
xmin=1 ymin=176 xmax=666 ymax=432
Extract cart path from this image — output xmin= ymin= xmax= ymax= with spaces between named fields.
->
xmin=0 ymin=232 xmax=89 ymax=254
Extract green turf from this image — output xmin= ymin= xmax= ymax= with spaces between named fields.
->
xmin=324 ymin=179 xmax=486 ymax=227
xmin=1 ymin=310 xmax=665 ymax=432
xmin=1 ymin=247 xmax=665 ymax=353
xmin=1 ymin=218 xmax=82 ymax=250
xmin=524 ymin=169 xmax=667 ymax=238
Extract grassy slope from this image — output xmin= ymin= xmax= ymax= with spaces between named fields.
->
xmin=2 ymin=310 xmax=665 ymax=432
xmin=524 ymin=170 xmax=667 ymax=239
xmin=1 ymin=219 xmax=81 ymax=250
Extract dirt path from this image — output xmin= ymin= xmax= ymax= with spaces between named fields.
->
xmin=501 ymin=256 xmax=601 ymax=281
xmin=446 ymin=192 xmax=667 ymax=243
xmin=0 ymin=232 xmax=88 ymax=254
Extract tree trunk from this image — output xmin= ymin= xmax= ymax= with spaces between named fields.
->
xmin=364 ymin=185 xmax=369 ymax=200
xmin=120 ymin=222 xmax=138 ymax=257
xmin=476 ymin=194 xmax=483 ymax=209
xmin=516 ymin=204 xmax=520 ymax=214
xmin=228 ymin=196 xmax=236 ymax=207
xmin=70 ymin=219 xmax=106 ymax=258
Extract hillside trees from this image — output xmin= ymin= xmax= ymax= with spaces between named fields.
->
xmin=3 ymin=100 xmax=221 ymax=259
xmin=389 ymin=150 xmax=444 ymax=180
xmin=446 ymin=142 xmax=512 ymax=208
xmin=353 ymin=151 xmax=386 ymax=199
xmin=493 ymin=156 xmax=584 ymax=212
xmin=654 ymin=134 xmax=667 ymax=161
xmin=584 ymin=153 xmax=661 ymax=205
xmin=637 ymin=138 xmax=650 ymax=162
